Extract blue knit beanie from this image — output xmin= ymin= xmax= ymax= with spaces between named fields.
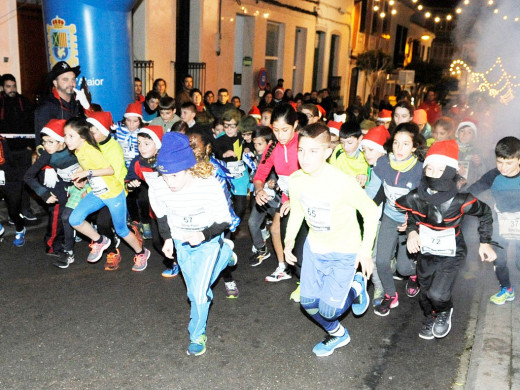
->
xmin=157 ymin=132 xmax=196 ymax=174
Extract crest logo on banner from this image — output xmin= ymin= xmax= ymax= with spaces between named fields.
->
xmin=46 ymin=15 xmax=79 ymax=68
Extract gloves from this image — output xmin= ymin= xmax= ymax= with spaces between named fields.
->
xmin=43 ymin=167 xmax=59 ymax=188
xmin=73 ymin=88 xmax=91 ymax=110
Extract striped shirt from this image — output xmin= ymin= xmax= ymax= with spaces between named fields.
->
xmin=113 ymin=122 xmax=139 ymax=168
xmin=148 ymin=174 xmax=231 ymax=241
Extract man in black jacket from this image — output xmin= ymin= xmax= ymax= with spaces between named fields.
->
xmin=34 ymin=61 xmax=83 ymax=145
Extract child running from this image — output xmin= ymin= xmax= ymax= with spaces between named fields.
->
xmin=153 ymin=131 xmax=236 ymax=356
xmin=284 ymin=123 xmax=380 ymax=356
xmin=372 ymin=122 xmax=424 ymax=316
xmin=395 ymin=140 xmax=496 ymax=339
xmin=64 ymin=117 xmax=149 ymax=270
xmin=468 ymin=136 xmax=520 ymax=305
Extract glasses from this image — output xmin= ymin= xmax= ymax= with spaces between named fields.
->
xmin=224 ymin=123 xmax=237 ymax=129
xmin=304 ymin=113 xmax=314 ymax=119
xmin=42 ymin=139 xmax=58 ymax=145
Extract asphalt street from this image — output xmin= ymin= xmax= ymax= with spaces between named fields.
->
xmin=0 ymin=213 xmax=489 ymax=390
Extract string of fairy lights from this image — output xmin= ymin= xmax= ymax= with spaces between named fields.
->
xmin=450 ymin=58 xmax=520 ymax=104
xmin=372 ymin=0 xmax=520 ymax=24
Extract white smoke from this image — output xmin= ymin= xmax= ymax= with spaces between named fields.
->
xmin=453 ymin=0 xmax=520 ymax=149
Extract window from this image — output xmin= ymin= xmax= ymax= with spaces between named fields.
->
xmin=265 ymin=22 xmax=285 ymax=87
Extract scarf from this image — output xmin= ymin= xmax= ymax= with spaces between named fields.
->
xmin=389 ymin=153 xmax=418 ymax=172
xmin=417 ymin=166 xmax=459 ymax=206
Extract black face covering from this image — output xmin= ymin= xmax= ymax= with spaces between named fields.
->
xmin=418 ymin=166 xmax=458 ymax=206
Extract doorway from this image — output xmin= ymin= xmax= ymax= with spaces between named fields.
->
xmin=292 ymin=27 xmax=307 ymax=95
xmin=233 ymin=14 xmax=255 ymax=112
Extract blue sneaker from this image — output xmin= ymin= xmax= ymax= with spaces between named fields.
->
xmin=0 ymin=223 xmax=4 ymax=237
xmin=13 ymin=227 xmax=26 ymax=247
xmin=161 ymin=264 xmax=180 ymax=278
xmin=187 ymin=335 xmax=207 ymax=356
xmin=312 ymin=330 xmax=351 ymax=357
xmin=142 ymin=223 xmax=152 ymax=240
xmin=352 ymin=272 xmax=370 ymax=316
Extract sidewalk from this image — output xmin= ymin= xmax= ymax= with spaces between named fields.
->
xmin=459 ymin=253 xmax=520 ymax=389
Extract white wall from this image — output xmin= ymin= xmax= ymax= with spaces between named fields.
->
xmin=0 ymin=0 xmax=21 ymax=86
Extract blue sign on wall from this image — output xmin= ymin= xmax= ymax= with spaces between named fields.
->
xmin=42 ymin=0 xmax=137 ymax=119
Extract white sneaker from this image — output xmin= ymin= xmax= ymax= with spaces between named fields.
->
xmin=265 ymin=266 xmax=292 ymax=282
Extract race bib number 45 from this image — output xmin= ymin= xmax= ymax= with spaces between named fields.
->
xmin=419 ymin=225 xmax=456 ymax=257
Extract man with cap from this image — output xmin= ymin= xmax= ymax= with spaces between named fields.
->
xmin=34 ymin=61 xmax=91 ymax=146
xmin=152 ymin=131 xmax=236 ymax=356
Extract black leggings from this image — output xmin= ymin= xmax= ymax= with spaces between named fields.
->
xmin=0 ymin=182 xmax=24 ymax=232
xmin=127 ymin=185 xmax=151 ymax=224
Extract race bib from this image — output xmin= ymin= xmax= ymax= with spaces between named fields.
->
xmin=122 ymin=144 xmax=136 ymax=162
xmin=227 ymin=160 xmax=245 ymax=179
xmin=300 ymin=194 xmax=332 ymax=232
xmin=496 ymin=209 xmax=520 ymax=240
xmin=277 ymin=175 xmax=290 ymax=196
xmin=172 ymin=207 xmax=207 ymax=231
xmin=88 ymin=176 xmax=109 ymax=196
xmin=57 ymin=163 xmax=80 ymax=182
xmin=0 ymin=170 xmax=5 ymax=186
xmin=383 ymin=182 xmax=410 ymax=211
xmin=419 ymin=225 xmax=456 ymax=257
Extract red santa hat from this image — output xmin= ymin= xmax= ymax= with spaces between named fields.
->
xmin=316 ymin=104 xmax=326 ymax=119
xmin=86 ymin=111 xmax=113 ymax=137
xmin=289 ymin=101 xmax=298 ymax=111
xmin=326 ymin=120 xmax=342 ymax=137
xmin=456 ymin=119 xmax=477 ymax=137
xmin=248 ymin=105 xmax=261 ymax=120
xmin=360 ymin=125 xmax=390 ymax=154
xmin=377 ymin=109 xmax=392 ymax=122
xmin=124 ymin=102 xmax=143 ymax=119
xmin=41 ymin=119 xmax=66 ymax=142
xmin=138 ymin=125 xmax=163 ymax=149
xmin=424 ymin=140 xmax=459 ymax=170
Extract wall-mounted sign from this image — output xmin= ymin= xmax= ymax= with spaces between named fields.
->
xmin=257 ymin=67 xmax=268 ymax=90
xmin=243 ymin=56 xmax=252 ymax=67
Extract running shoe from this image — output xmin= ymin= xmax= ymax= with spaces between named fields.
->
xmin=104 ymin=249 xmax=122 ymax=271
xmin=250 ymin=246 xmax=271 ymax=267
xmin=162 ymin=264 xmax=180 ymax=278
xmin=142 ymin=223 xmax=152 ymax=240
xmin=187 ymin=334 xmax=207 ymax=356
xmin=54 ymin=250 xmax=75 ymax=269
xmin=87 ymin=236 xmax=111 ymax=263
xmin=0 ymin=223 xmax=4 ymax=237
xmin=312 ymin=331 xmax=351 ymax=357
xmin=132 ymin=248 xmax=150 ymax=271
xmin=419 ymin=315 xmax=436 ymax=340
xmin=225 ymin=280 xmax=239 ymax=299
xmin=290 ymin=282 xmax=301 ymax=303
xmin=21 ymin=210 xmax=37 ymax=221
xmin=432 ymin=308 xmax=453 ymax=338
xmin=13 ymin=227 xmax=26 ymax=247
xmin=265 ymin=266 xmax=291 ymax=282
xmin=374 ymin=293 xmax=399 ymax=317
xmin=352 ymin=272 xmax=370 ymax=316
xmin=406 ymin=275 xmax=420 ymax=297
xmin=489 ymin=286 xmax=515 ymax=305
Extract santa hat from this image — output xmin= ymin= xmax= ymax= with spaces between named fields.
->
xmin=333 ymin=113 xmax=347 ymax=123
xmin=316 ymin=104 xmax=326 ymax=119
xmin=423 ymin=140 xmax=459 ymax=170
xmin=138 ymin=125 xmax=163 ymax=149
xmin=248 ymin=105 xmax=261 ymax=120
xmin=377 ymin=109 xmax=392 ymax=122
xmin=413 ymin=109 xmax=427 ymax=125
xmin=456 ymin=120 xmax=477 ymax=137
xmin=273 ymin=87 xmax=284 ymax=95
xmin=41 ymin=119 xmax=66 ymax=142
xmin=360 ymin=125 xmax=390 ymax=154
xmin=327 ymin=120 xmax=342 ymax=137
xmin=289 ymin=101 xmax=298 ymax=111
xmin=86 ymin=111 xmax=113 ymax=137
xmin=124 ymin=102 xmax=143 ymax=119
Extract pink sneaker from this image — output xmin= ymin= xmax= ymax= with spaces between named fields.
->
xmin=406 ymin=275 xmax=420 ymax=297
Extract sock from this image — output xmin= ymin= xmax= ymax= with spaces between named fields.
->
xmin=94 ymin=235 xmax=104 ymax=244
xmin=329 ymin=324 xmax=346 ymax=337
xmin=279 ymin=263 xmax=286 ymax=271
xmin=136 ymin=248 xmax=144 ymax=255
